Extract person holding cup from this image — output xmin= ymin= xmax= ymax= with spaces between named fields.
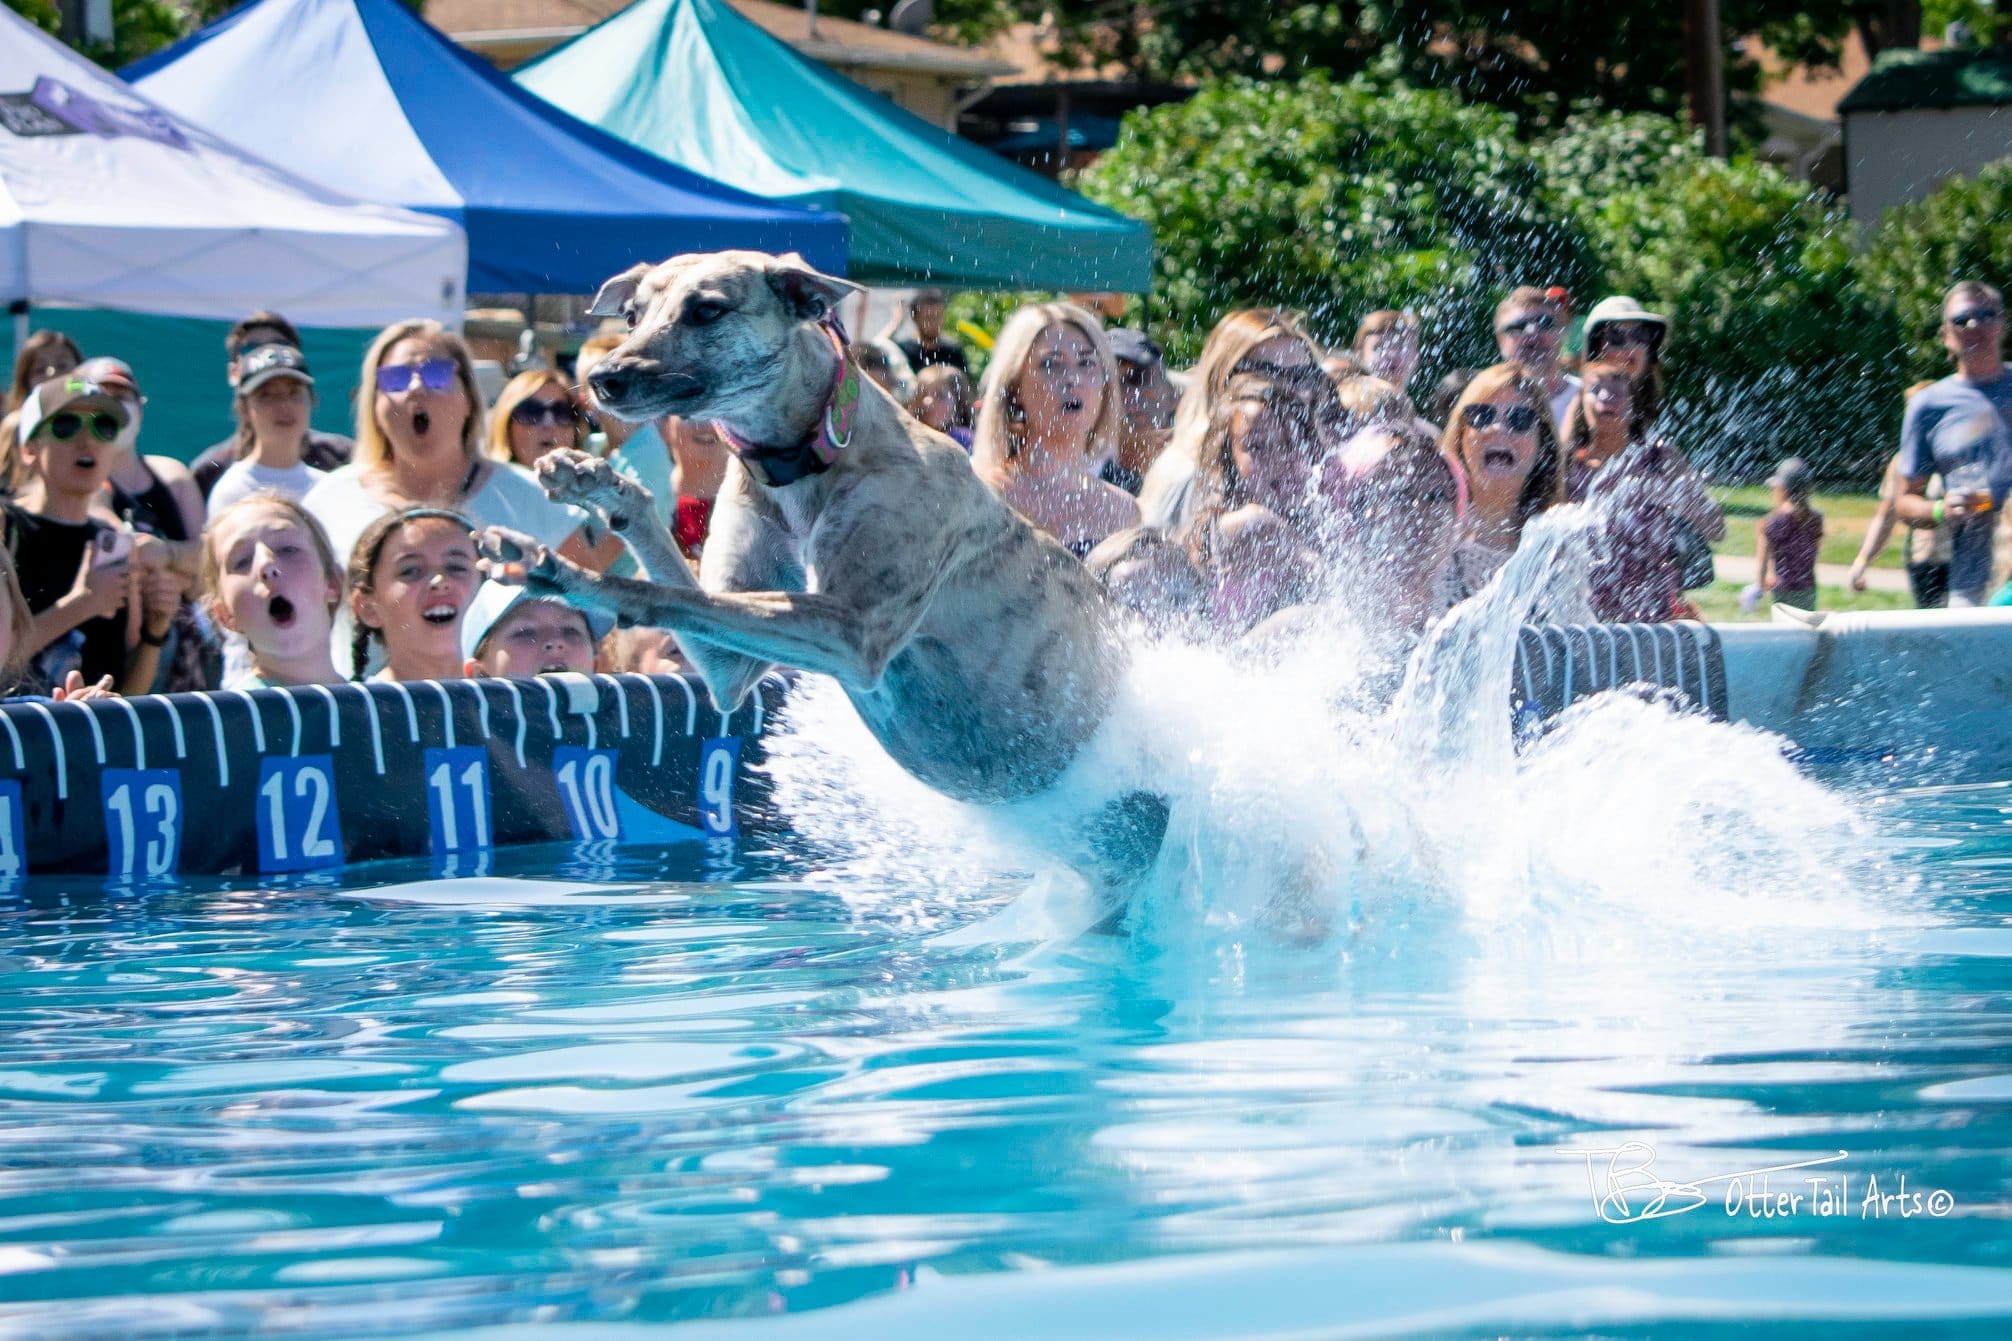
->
xmin=1894 ymin=282 xmax=2012 ymax=607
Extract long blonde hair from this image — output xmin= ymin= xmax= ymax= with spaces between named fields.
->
xmin=0 ymin=545 xmax=36 ymax=692
xmin=1168 ymin=309 xmax=1318 ymax=465
xmin=353 ymin=320 xmax=485 ymax=472
xmin=486 ymin=369 xmax=581 ymax=463
xmin=971 ymin=303 xmax=1122 ymax=484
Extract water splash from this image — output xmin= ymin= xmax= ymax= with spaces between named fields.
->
xmin=757 ymin=514 xmax=1886 ymax=960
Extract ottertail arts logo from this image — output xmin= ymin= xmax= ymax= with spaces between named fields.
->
xmin=1560 ymin=1141 xmax=1956 ymax=1224
xmin=0 ymin=77 xmax=188 ymax=149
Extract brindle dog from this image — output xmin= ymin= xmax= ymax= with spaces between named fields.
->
xmin=474 ymin=252 xmax=1148 ymax=857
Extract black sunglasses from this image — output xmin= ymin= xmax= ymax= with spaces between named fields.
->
xmin=46 ymin=411 xmax=122 ymax=443
xmin=1595 ymin=323 xmax=1663 ymax=349
xmin=510 ymin=399 xmax=579 ymax=428
xmin=1499 ymin=313 xmax=1558 ymax=337
xmin=1949 ymin=307 xmax=2003 ymax=330
xmin=1463 ymin=403 xmax=1539 ymax=432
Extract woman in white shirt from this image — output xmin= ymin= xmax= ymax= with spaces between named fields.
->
xmin=208 ymin=343 xmax=328 ymax=511
xmin=303 ymin=320 xmax=593 ymax=674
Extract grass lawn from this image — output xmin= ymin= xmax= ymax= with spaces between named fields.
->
xmin=1709 ymin=485 xmax=1893 ymax=570
xmin=1689 ymin=578 xmax=1914 ymax=623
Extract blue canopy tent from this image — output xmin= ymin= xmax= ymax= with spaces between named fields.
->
xmin=125 ymin=0 xmax=847 ymax=293
xmin=515 ymin=0 xmax=1150 ymax=291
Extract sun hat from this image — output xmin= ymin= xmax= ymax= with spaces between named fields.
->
xmin=16 ymin=373 xmax=132 ymax=445
xmin=460 ymin=579 xmax=614 ymax=663
xmin=237 ymin=343 xmax=315 ymax=394
xmin=1583 ymin=295 xmax=1670 ymax=340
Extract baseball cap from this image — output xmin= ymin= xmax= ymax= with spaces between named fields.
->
xmin=1768 ymin=456 xmax=1814 ymax=497
xmin=1107 ymin=328 xmax=1163 ymax=368
xmin=237 ymin=343 xmax=315 ymax=394
xmin=16 ymin=373 xmax=132 ymax=445
xmin=460 ymin=580 xmax=614 ymax=663
xmin=73 ymin=356 xmax=142 ymax=405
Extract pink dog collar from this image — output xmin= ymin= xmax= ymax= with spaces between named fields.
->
xmin=714 ymin=320 xmax=860 ymax=488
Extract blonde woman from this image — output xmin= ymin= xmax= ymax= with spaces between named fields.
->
xmin=487 ymin=369 xmax=583 ymax=469
xmin=1137 ymin=308 xmax=1320 ymax=533
xmin=971 ymin=303 xmax=1137 ymax=556
xmin=302 ymin=319 xmax=593 ymax=673
xmin=1435 ymin=363 xmax=1574 ymax=612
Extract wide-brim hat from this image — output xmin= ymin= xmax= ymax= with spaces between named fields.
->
xmin=1583 ymin=295 xmax=1670 ymax=339
xmin=16 ymin=374 xmax=132 ymax=445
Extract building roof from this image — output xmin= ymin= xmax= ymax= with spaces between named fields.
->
xmin=1839 ymin=46 xmax=2012 ymax=114
xmin=432 ymin=0 xmax=1012 ymax=77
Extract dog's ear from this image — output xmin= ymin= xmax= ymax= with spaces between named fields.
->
xmin=588 ymin=263 xmax=652 ymax=319
xmin=767 ymin=254 xmax=863 ymax=322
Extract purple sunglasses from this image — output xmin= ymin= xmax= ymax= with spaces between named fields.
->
xmin=375 ymin=357 xmax=458 ymax=394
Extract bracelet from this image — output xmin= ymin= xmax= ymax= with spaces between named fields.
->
xmin=1932 ymin=500 xmax=1947 ymax=525
xmin=140 ymin=627 xmax=170 ymax=647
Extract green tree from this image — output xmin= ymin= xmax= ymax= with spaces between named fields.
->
xmin=1076 ymin=70 xmax=1595 ymax=368
xmin=6 ymin=0 xmax=189 ymax=66
xmin=1857 ymin=161 xmax=2012 ymax=385
xmin=1574 ymin=146 xmax=1898 ymax=480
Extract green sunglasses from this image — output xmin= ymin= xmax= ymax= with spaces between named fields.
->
xmin=42 ymin=411 xmax=122 ymax=444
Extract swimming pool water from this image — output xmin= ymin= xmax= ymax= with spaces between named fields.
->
xmin=2 ymin=778 xmax=2011 ymax=1338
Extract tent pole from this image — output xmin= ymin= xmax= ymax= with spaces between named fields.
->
xmin=9 ymin=302 xmax=26 ymax=360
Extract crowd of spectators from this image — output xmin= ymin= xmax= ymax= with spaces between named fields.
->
xmin=6 ymin=275 xmax=2009 ymax=706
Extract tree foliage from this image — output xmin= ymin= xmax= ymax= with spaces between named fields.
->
xmin=1858 ymin=161 xmax=2012 ymax=384
xmin=1076 ymin=70 xmax=1595 ymax=366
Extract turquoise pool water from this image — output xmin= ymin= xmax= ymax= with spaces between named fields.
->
xmin=3 ymin=774 xmax=2011 ymax=1338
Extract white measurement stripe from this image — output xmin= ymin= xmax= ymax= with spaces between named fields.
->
xmin=278 ymin=689 xmax=303 ymax=757
xmin=497 ymin=679 xmax=528 ymax=767
xmin=716 ymin=709 xmax=729 ymax=738
xmin=352 ymin=685 xmax=385 ymax=776
xmin=0 ymin=710 xmax=23 ymax=771
xmin=306 ymin=684 xmax=340 ymax=747
xmin=161 ymin=698 xmax=187 ymax=759
xmin=74 ymin=699 xmax=106 ymax=765
xmin=196 ymin=694 xmax=228 ymax=788
xmin=385 ymin=680 xmax=420 ymax=742
xmin=108 ymin=697 xmax=145 ymax=770
xmin=428 ymin=680 xmax=456 ymax=750
xmin=612 ymin=673 xmax=631 ymax=739
xmin=1517 ymin=634 xmax=1537 ymax=710
xmin=24 ymin=703 xmax=65 ymax=800
xmin=227 ymin=690 xmax=266 ymax=753
xmin=669 ymin=675 xmax=695 ymax=739
xmin=538 ymin=676 xmax=561 ymax=740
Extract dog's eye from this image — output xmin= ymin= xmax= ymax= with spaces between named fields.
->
xmin=622 ymin=306 xmax=639 ymax=331
xmin=689 ymin=300 xmax=727 ymax=325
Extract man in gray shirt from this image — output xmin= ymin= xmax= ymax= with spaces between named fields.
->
xmin=1896 ymin=281 xmax=2012 ymax=606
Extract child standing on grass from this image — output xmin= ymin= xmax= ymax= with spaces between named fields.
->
xmin=1757 ymin=457 xmax=1824 ymax=612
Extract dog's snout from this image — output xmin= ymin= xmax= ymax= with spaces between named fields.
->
xmin=588 ymin=358 xmax=703 ymax=412
xmin=588 ymin=360 xmax=642 ymax=406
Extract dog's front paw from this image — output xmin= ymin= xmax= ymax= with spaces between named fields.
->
xmin=472 ymin=525 xmax=570 ymax=596
xmin=538 ymin=448 xmax=651 ymax=532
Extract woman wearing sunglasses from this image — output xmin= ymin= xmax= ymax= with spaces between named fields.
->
xmin=1565 ymin=359 xmax=1725 ymax=622
xmin=1436 ymin=364 xmax=1572 ymax=611
xmin=2 ymin=374 xmax=180 ymax=695
xmin=303 ymin=320 xmax=599 ymax=677
xmin=487 ymin=370 xmax=584 ymax=470
xmin=1581 ymin=296 xmax=1669 ymax=439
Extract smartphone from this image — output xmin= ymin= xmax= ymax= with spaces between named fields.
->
xmin=91 ymin=527 xmax=134 ymax=570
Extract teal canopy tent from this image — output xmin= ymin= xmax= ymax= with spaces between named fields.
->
xmin=515 ymin=0 xmax=1151 ymax=291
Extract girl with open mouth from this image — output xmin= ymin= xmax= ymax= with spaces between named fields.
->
xmin=201 ymin=495 xmax=345 ymax=690
xmin=1436 ymin=363 xmax=1573 ymax=614
xmin=344 ymin=507 xmax=480 ymax=683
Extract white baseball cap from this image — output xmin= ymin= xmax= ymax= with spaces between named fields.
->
xmin=460 ymin=580 xmax=613 ymax=662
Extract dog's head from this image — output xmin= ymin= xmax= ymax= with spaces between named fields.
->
xmin=583 ymin=251 xmax=861 ymax=437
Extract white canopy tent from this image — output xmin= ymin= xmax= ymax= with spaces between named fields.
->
xmin=1 ymin=7 xmax=466 ymax=340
